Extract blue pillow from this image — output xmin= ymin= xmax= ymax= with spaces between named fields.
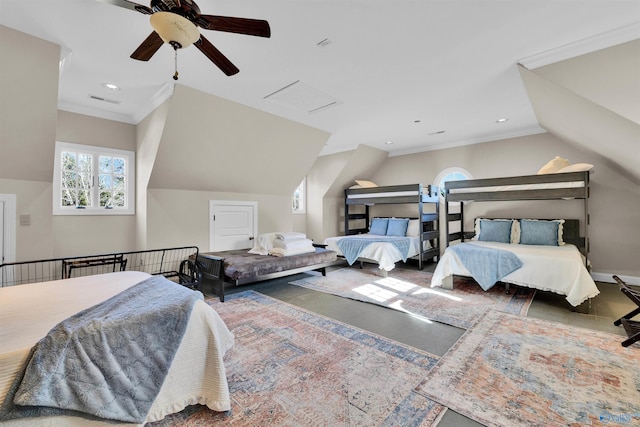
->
xmin=477 ymin=219 xmax=512 ymax=243
xmin=369 ymin=218 xmax=389 ymax=235
xmin=519 ymin=220 xmax=559 ymax=246
xmin=386 ymin=218 xmax=409 ymax=237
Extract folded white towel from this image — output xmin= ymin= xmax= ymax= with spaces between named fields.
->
xmin=269 ymin=246 xmax=316 ymax=257
xmin=248 ymin=232 xmax=278 ymax=255
xmin=273 ymin=238 xmax=314 ymax=251
xmin=275 ymin=232 xmax=307 ymax=241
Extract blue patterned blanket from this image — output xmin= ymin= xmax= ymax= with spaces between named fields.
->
xmin=0 ymin=275 xmax=202 ymax=424
xmin=449 ymin=243 xmax=523 ymax=290
xmin=338 ymin=237 xmax=410 ymax=265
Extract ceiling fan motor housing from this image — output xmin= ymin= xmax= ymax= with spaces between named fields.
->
xmin=150 ymin=0 xmax=201 ymax=21
xmin=150 ymin=12 xmax=200 ymax=49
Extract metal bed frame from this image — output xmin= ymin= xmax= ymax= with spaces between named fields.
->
xmin=0 ymin=246 xmax=201 ymax=289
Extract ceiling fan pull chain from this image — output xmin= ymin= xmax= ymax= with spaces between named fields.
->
xmin=173 ymin=47 xmax=179 ymax=81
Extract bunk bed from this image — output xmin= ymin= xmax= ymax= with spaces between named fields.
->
xmin=432 ymin=170 xmax=599 ymax=307
xmin=324 ymin=184 xmax=439 ymax=271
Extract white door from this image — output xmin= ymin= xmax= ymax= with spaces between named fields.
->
xmin=0 ymin=194 xmax=17 ymax=286
xmin=209 ymin=201 xmax=257 ymax=251
xmin=0 ymin=201 xmax=4 ymax=265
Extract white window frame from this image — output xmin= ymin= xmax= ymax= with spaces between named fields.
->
xmin=292 ymin=178 xmax=306 ymax=214
xmin=52 ymin=141 xmax=135 ymax=215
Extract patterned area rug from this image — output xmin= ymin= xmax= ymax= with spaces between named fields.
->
xmin=150 ymin=290 xmax=445 ymax=426
xmin=289 ymin=266 xmax=535 ymax=329
xmin=415 ymin=310 xmax=640 ymax=427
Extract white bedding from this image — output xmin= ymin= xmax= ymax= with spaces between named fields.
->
xmin=431 ymin=241 xmax=600 ymax=306
xmin=347 ymin=189 xmax=431 ymax=199
xmin=324 ymin=234 xmax=425 ymax=271
xmin=448 ymin=181 xmax=585 ymax=194
xmin=0 ymin=271 xmax=234 ymax=426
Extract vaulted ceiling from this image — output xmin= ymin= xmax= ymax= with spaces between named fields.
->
xmin=0 ymin=0 xmax=638 ymax=159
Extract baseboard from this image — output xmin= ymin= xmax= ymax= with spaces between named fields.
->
xmin=591 ymin=271 xmax=640 ymax=286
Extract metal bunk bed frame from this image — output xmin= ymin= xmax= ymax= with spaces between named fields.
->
xmin=344 ymin=183 xmax=440 ymax=270
xmin=444 ymin=171 xmax=590 ymax=261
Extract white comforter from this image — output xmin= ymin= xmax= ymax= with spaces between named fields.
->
xmin=431 ymin=241 xmax=600 ymax=306
xmin=0 ymin=271 xmax=234 ymax=426
xmin=324 ymin=234 xmax=424 ymax=272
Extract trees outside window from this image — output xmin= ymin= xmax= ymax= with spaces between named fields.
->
xmin=292 ymin=179 xmax=306 ymax=214
xmin=53 ymin=142 xmax=135 ymax=215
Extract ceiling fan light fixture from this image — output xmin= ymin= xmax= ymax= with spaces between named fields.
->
xmin=150 ymin=12 xmax=200 ymax=49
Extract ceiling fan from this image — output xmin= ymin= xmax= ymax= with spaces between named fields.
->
xmin=99 ymin=0 xmax=271 ymax=77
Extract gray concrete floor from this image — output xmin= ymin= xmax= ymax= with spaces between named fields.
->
xmin=205 ymin=261 xmax=636 ymax=427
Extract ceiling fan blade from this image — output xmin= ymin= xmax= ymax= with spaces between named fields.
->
xmin=196 ymin=15 xmax=271 ymax=38
xmin=96 ymin=0 xmax=153 ymax=14
xmin=194 ymin=35 xmax=240 ymax=76
xmin=130 ymin=32 xmax=165 ymax=61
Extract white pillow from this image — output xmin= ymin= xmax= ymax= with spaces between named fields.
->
xmin=355 ymin=180 xmax=378 ymax=188
xmin=406 ymin=219 xmax=420 ymax=237
xmin=537 ymin=156 xmax=570 ymax=174
xmin=556 ymin=163 xmax=593 ymax=173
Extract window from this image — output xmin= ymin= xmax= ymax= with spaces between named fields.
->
xmin=53 ymin=141 xmax=135 ymax=215
xmin=435 ymin=167 xmax=473 ymax=201
xmin=292 ymin=178 xmax=306 ymax=214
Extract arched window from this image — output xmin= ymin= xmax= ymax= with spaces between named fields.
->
xmin=434 ymin=167 xmax=473 ymax=202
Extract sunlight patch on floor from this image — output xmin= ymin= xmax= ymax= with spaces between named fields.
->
xmin=412 ymin=287 xmax=463 ymax=302
xmin=388 ymin=300 xmax=434 ymax=324
xmin=373 ymin=277 xmax=418 ymax=293
xmin=353 ymin=283 xmax=398 ymax=302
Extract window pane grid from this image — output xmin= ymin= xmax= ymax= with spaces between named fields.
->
xmin=54 ymin=142 xmax=134 ymax=215
xmin=61 ymin=151 xmax=94 ymax=208
xmin=292 ymin=179 xmax=305 ymax=213
xmin=98 ymin=155 xmax=126 ymax=208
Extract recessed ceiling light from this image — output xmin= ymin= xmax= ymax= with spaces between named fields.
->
xmin=101 ymin=82 xmax=120 ymax=91
xmin=385 ymin=141 xmax=394 ymax=145
xmin=414 ymin=119 xmax=421 ymax=123
xmin=428 ymin=130 xmax=445 ymax=135
xmin=317 ymin=38 xmax=332 ymax=48
xmin=496 ymin=118 xmax=509 ymax=123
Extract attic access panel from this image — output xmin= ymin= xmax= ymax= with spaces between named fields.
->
xmin=264 ymin=80 xmax=341 ymax=114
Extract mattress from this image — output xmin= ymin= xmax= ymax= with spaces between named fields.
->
xmin=448 ymin=181 xmax=585 ymax=194
xmin=324 ymin=235 xmax=426 ymax=272
xmin=0 ymin=271 xmax=234 ymax=426
xmin=202 ymin=247 xmax=337 ymax=282
xmin=431 ymin=241 xmax=600 ymax=306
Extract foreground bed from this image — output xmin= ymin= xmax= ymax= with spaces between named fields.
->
xmin=0 ymin=271 xmax=234 ymax=426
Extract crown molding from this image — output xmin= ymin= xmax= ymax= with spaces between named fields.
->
xmin=519 ymin=22 xmax=640 ymax=70
xmin=57 ymin=83 xmax=174 ymax=124
xmin=131 ymin=82 xmax=174 ymax=123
